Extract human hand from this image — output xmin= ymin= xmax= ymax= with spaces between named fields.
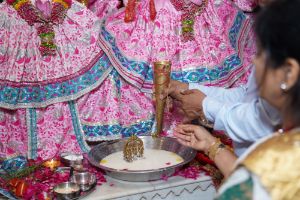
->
xmin=157 ymin=79 xmax=188 ymax=100
xmin=174 ymin=124 xmax=216 ymax=152
xmin=176 ymin=89 xmax=206 ymax=122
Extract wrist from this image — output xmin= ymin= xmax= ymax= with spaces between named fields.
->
xmin=206 ymin=138 xmax=227 ymax=161
xmin=204 ymin=136 xmax=217 ymax=154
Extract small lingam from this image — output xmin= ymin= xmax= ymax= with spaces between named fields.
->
xmin=123 ymin=135 xmax=144 ymax=162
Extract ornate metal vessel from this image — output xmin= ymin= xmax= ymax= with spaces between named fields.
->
xmin=88 ymin=136 xmax=196 ymax=182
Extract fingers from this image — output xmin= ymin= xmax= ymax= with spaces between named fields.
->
xmin=176 ymin=138 xmax=191 ymax=147
xmin=192 ymin=126 xmax=211 ymax=140
xmin=174 ymin=126 xmax=200 ymax=149
xmin=176 ymin=92 xmax=185 ymax=101
xmin=168 ymin=80 xmax=188 ymax=100
xmin=173 ymin=131 xmax=191 ymax=141
xmin=176 ymin=124 xmax=198 ymax=132
xmin=173 ymin=129 xmax=193 ymax=148
xmin=157 ymin=84 xmax=176 ymax=100
xmin=176 ymin=124 xmax=198 ymax=133
xmin=182 ymin=116 xmax=192 ymax=124
xmin=174 ymin=125 xmax=188 ymax=135
xmin=153 ymin=80 xmax=189 ymax=101
xmin=180 ymin=89 xmax=196 ymax=95
xmin=177 ymin=108 xmax=185 ymax=116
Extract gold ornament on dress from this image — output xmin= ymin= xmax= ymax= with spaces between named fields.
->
xmin=242 ymin=130 xmax=300 ymax=200
xmin=153 ymin=61 xmax=171 ymax=137
xmin=123 ymin=135 xmax=144 ymax=162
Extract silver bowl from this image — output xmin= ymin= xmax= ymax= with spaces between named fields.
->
xmin=71 ymin=172 xmax=97 ymax=192
xmin=56 ymin=167 xmax=71 ymax=174
xmin=60 ymin=153 xmax=83 ymax=167
xmin=53 ymin=182 xmax=80 ymax=200
xmin=88 ymin=136 xmax=197 ymax=182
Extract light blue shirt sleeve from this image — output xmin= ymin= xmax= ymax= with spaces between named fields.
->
xmin=188 ymin=70 xmax=281 ymax=156
xmin=188 ymin=83 xmax=247 ymax=103
xmin=202 ymin=97 xmax=280 ymax=156
xmin=206 ymin=99 xmax=276 ymax=143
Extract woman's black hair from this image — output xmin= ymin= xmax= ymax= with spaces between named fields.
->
xmin=255 ymin=0 xmax=300 ymax=126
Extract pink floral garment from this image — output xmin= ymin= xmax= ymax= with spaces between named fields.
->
xmin=84 ymin=0 xmax=258 ymax=139
xmin=233 ymin=0 xmax=258 ymax=12
xmin=0 ymin=1 xmax=104 ymax=159
xmin=0 ymin=103 xmax=87 ymax=159
xmin=77 ymin=70 xmax=154 ymax=141
xmin=100 ymin=0 xmax=258 ymax=91
xmin=0 ymin=0 xmax=155 ymax=159
xmin=0 ymin=0 xmax=259 ymax=158
xmin=0 ymin=2 xmax=101 ymax=86
xmin=88 ymin=0 xmax=120 ymax=19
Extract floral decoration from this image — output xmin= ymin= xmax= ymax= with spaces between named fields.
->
xmin=7 ymin=0 xmax=72 ymax=56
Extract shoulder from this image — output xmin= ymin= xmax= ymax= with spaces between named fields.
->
xmin=243 ymin=131 xmax=300 ymax=173
xmin=217 ymin=132 xmax=300 ymax=200
xmin=242 ymin=131 xmax=300 ymax=200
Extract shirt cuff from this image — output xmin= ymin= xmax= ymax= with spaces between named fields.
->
xmin=202 ymin=96 xmax=223 ymax=123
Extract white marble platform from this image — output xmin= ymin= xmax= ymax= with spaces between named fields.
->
xmin=83 ymin=174 xmax=216 ymax=200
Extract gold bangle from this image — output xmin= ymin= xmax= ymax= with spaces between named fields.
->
xmin=207 ymin=138 xmax=226 ymax=161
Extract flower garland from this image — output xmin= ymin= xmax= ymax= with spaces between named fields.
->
xmin=170 ymin=0 xmax=208 ymax=42
xmin=6 ymin=0 xmax=72 ymax=56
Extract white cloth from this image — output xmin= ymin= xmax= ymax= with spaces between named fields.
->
xmin=189 ymin=70 xmax=281 ymax=156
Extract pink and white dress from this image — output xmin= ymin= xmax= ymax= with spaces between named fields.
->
xmin=0 ymin=0 xmax=154 ymax=160
xmin=87 ymin=0 xmax=120 ymax=19
xmin=82 ymin=0 xmax=258 ymax=139
xmin=0 ymin=0 xmax=258 ymax=160
xmin=99 ymin=0 xmax=258 ymax=92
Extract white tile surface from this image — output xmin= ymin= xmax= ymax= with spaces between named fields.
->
xmin=83 ymin=175 xmax=216 ymax=200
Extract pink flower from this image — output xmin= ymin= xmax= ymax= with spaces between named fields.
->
xmin=174 ymin=166 xmax=201 ymax=180
xmin=35 ymin=0 xmax=52 ymax=18
xmin=160 ymin=174 xmax=169 ymax=181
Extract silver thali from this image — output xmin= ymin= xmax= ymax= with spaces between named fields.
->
xmin=88 ymin=136 xmax=197 ymax=182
